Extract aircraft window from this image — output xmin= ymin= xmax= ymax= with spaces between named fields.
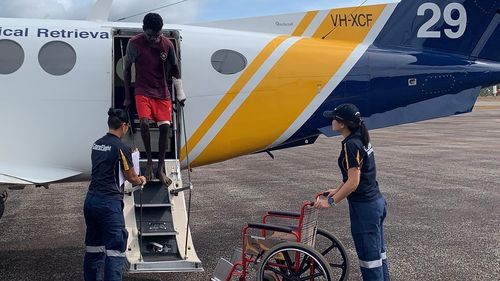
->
xmin=211 ymin=49 xmax=247 ymax=74
xmin=38 ymin=41 xmax=77 ymax=76
xmin=0 ymin=39 xmax=24 ymax=74
xmin=115 ymin=57 xmax=136 ymax=83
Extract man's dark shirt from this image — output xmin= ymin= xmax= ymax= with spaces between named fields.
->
xmin=88 ymin=133 xmax=133 ymax=201
xmin=125 ymin=34 xmax=179 ymax=100
xmin=338 ymin=131 xmax=382 ymax=202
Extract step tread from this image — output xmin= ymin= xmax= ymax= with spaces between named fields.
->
xmin=134 ymin=183 xmax=171 ymax=205
xmin=141 ymin=231 xmax=177 ymax=237
xmin=139 ymin=220 xmax=175 ymax=234
xmin=135 ymin=203 xmax=172 ymax=208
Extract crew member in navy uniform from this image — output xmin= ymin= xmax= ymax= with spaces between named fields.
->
xmin=123 ymin=12 xmax=186 ymax=188
xmin=84 ymin=108 xmax=146 ymax=281
xmin=314 ymin=103 xmax=390 ymax=281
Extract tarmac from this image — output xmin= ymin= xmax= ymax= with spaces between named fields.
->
xmin=0 ymin=102 xmax=499 ymax=281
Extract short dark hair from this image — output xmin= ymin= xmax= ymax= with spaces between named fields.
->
xmin=143 ymin=13 xmax=163 ymax=32
xmin=107 ymin=108 xmax=129 ymax=129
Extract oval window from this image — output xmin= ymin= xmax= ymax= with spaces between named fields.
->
xmin=211 ymin=49 xmax=247 ymax=75
xmin=0 ymin=39 xmax=24 ymax=74
xmin=38 ymin=41 xmax=77 ymax=75
xmin=115 ymin=57 xmax=136 ymax=83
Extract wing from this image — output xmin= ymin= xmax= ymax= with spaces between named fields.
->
xmin=0 ymin=163 xmax=82 ymax=185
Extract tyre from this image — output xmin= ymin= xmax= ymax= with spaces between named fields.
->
xmin=0 ymin=196 xmax=4 ymax=220
xmin=257 ymin=242 xmax=333 ymax=281
xmin=314 ymin=228 xmax=350 ymax=281
xmin=262 ymin=271 xmax=278 ymax=281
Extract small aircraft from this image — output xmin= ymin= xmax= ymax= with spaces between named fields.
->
xmin=0 ymin=0 xmax=499 ymax=274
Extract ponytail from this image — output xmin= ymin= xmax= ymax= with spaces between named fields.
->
xmin=346 ymin=120 xmax=370 ymax=148
xmin=358 ymin=121 xmax=370 ymax=147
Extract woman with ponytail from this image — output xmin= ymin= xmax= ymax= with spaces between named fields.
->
xmin=314 ymin=103 xmax=390 ymax=281
xmin=84 ymin=108 xmax=147 ymax=281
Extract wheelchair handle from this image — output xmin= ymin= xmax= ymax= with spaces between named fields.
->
xmin=306 ymin=192 xmax=330 ymax=207
xmin=315 ymin=192 xmax=330 ymax=199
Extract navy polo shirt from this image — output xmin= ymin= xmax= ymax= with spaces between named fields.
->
xmin=338 ymin=131 xmax=381 ymax=202
xmin=88 ymin=133 xmax=133 ymax=200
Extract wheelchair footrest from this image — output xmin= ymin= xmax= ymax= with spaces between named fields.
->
xmin=230 ymin=248 xmax=243 ymax=264
xmin=211 ymin=258 xmax=239 ymax=281
xmin=212 ymin=248 xmax=244 ymax=281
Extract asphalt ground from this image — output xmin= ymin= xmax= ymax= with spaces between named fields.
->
xmin=0 ymin=107 xmax=499 ymax=281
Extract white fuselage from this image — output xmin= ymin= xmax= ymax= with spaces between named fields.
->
xmin=0 ymin=18 xmax=280 ymax=179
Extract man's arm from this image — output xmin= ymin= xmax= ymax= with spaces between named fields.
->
xmin=167 ymin=45 xmax=186 ymax=104
xmin=123 ymin=42 xmax=136 ymax=108
xmin=123 ymin=60 xmax=132 ymax=108
xmin=167 ymin=45 xmax=180 ymax=79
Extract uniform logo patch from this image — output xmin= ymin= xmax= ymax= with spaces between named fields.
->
xmin=93 ymin=143 xmax=112 ymax=152
xmin=160 ymin=52 xmax=168 ymax=61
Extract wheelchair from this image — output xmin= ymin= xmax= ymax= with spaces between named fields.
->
xmin=212 ymin=193 xmax=349 ymax=281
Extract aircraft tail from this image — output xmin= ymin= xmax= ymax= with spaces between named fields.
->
xmin=193 ymin=2 xmax=398 ymax=39
xmin=374 ymin=0 xmax=500 ymax=61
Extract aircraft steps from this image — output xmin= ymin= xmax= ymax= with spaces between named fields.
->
xmin=122 ymin=159 xmax=203 ymax=273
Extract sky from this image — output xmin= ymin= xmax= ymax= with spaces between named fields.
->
xmin=0 ymin=0 xmax=383 ymax=23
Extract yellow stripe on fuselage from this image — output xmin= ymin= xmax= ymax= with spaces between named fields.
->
xmin=180 ymin=36 xmax=289 ymax=161
xmin=192 ymin=5 xmax=386 ymax=167
xmin=292 ymin=11 xmax=319 ymax=36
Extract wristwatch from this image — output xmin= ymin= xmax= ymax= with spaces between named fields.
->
xmin=327 ymin=196 xmax=337 ymax=207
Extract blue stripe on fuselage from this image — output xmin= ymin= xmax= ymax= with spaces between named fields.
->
xmin=282 ymin=45 xmax=499 ymax=145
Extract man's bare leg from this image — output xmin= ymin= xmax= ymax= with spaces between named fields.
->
xmin=140 ymin=118 xmax=154 ymax=181
xmin=157 ymin=123 xmax=172 ymax=187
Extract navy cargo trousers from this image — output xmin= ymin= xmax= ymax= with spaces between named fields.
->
xmin=83 ymin=193 xmax=128 ymax=281
xmin=348 ymin=196 xmax=390 ymax=281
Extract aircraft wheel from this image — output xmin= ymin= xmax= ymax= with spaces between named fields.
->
xmin=257 ymin=242 xmax=333 ymax=281
xmin=0 ymin=192 xmax=6 ymax=220
xmin=315 ymin=228 xmax=350 ymax=281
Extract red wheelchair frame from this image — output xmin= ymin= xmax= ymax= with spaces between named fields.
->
xmin=213 ymin=193 xmax=349 ymax=281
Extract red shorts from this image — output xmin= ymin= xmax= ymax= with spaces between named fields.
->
xmin=135 ymin=95 xmax=172 ymax=124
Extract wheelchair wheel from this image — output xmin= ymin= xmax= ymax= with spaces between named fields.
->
xmin=262 ymin=271 xmax=278 ymax=281
xmin=314 ymin=228 xmax=349 ymax=281
xmin=257 ymin=242 xmax=333 ymax=281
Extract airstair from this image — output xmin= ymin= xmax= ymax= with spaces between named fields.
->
xmin=122 ymin=160 xmax=203 ymax=273
xmin=113 ymin=29 xmax=201 ymax=273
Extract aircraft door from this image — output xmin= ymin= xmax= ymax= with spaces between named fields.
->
xmin=112 ymin=29 xmax=182 ymax=160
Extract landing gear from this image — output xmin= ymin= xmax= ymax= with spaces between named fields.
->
xmin=0 ymin=191 xmax=7 ymax=220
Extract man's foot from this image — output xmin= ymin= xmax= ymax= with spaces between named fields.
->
xmin=145 ymin=161 xmax=154 ymax=181
xmin=157 ymin=166 xmax=173 ymax=187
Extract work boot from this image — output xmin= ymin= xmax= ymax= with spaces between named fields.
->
xmin=145 ymin=160 xmax=154 ymax=182
xmin=157 ymin=166 xmax=173 ymax=187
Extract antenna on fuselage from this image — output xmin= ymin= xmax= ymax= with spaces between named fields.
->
xmin=116 ymin=0 xmax=188 ymax=22
xmin=87 ymin=0 xmax=114 ymax=22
